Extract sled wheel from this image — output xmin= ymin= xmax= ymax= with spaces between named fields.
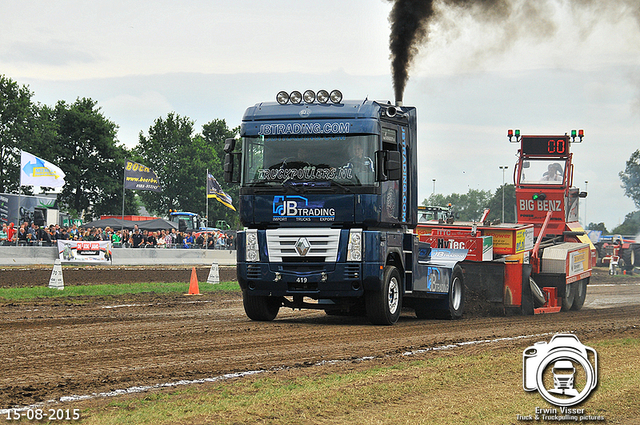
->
xmin=570 ymin=279 xmax=588 ymax=311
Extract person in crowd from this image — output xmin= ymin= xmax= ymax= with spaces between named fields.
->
xmin=145 ymin=230 xmax=157 ymax=247
xmin=165 ymin=229 xmax=174 ymax=247
xmin=111 ymin=230 xmax=122 ymax=246
xmin=157 ymin=230 xmax=166 ymax=248
xmin=182 ymin=231 xmax=194 ymax=248
xmin=17 ymin=225 xmax=29 ymax=245
xmin=130 ymin=228 xmax=144 ymax=248
xmin=195 ymin=232 xmax=205 ymax=247
xmin=69 ymin=224 xmax=78 ymax=238
xmin=175 ymin=231 xmax=184 ymax=247
xmin=37 ymin=225 xmax=52 ymax=245
xmin=0 ymin=224 xmax=7 ymax=245
xmin=6 ymin=222 xmax=17 ymax=243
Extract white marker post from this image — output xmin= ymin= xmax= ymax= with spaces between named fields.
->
xmin=49 ymin=259 xmax=64 ymax=290
xmin=207 ymin=263 xmax=220 ymax=284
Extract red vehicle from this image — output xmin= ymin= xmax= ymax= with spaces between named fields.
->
xmin=592 ymin=234 xmax=640 ymax=273
xmin=416 ymin=129 xmax=594 ymax=315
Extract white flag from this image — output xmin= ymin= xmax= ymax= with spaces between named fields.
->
xmin=20 ymin=151 xmax=66 ymax=188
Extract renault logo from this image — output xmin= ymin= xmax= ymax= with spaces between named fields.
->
xmin=295 ymin=237 xmax=311 ymax=256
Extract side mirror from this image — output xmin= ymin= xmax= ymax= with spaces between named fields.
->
xmin=224 ymin=152 xmax=241 ymax=183
xmin=224 ymin=138 xmax=236 ymax=154
xmin=579 ymin=191 xmax=587 ymax=198
xmin=375 ymin=150 xmax=402 ymax=182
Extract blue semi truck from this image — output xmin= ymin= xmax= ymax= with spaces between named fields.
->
xmin=223 ymin=90 xmax=469 ymax=325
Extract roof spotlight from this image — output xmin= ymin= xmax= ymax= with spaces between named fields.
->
xmin=276 ymin=91 xmax=290 ymax=105
xmin=303 ymin=90 xmax=316 ymax=103
xmin=329 ymin=90 xmax=343 ymax=104
xmin=317 ymin=90 xmax=329 ymax=103
xmin=290 ymin=91 xmax=302 ymax=104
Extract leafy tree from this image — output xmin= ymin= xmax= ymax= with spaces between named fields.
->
xmin=611 ymin=211 xmax=640 ymax=236
xmin=587 ymin=222 xmax=608 ymax=233
xmin=422 ymin=189 xmax=492 ymax=222
xmin=0 ymin=75 xmax=35 ymax=193
xmin=485 ymin=184 xmax=516 ymax=223
xmin=201 ymin=119 xmax=240 ymax=228
xmin=423 ymin=185 xmax=515 ymax=223
xmin=44 ymin=98 xmax=133 ymax=221
xmin=136 ymin=113 xmax=219 ymax=217
xmin=619 ymin=150 xmax=640 ymax=209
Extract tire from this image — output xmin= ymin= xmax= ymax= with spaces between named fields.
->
xmin=439 ymin=265 xmax=465 ymax=319
xmin=366 ymin=266 xmax=402 ymax=325
xmin=243 ymin=292 xmax=281 ymax=321
xmin=561 ymin=282 xmax=575 ymax=311
xmin=520 ymin=276 xmax=535 ymax=316
xmin=570 ymin=278 xmax=588 ymax=311
xmin=621 ymin=249 xmax=634 ymax=272
xmin=630 ymin=245 xmax=640 ymax=268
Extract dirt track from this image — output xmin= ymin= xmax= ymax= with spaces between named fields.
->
xmin=0 ymin=267 xmax=638 ymax=410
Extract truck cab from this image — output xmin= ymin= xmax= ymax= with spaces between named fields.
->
xmin=225 ymin=91 xmax=465 ymax=325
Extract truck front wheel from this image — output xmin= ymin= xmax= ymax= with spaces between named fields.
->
xmin=243 ymin=292 xmax=282 ymax=321
xmin=366 ymin=266 xmax=402 ymax=325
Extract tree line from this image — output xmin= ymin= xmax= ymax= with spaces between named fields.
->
xmin=1 ymin=75 xmax=239 ymax=227
xmin=2 ymin=74 xmax=639 ymax=234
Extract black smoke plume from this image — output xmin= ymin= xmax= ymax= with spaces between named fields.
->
xmin=387 ymin=0 xmax=435 ymax=103
xmin=387 ymin=0 xmax=640 ymax=104
xmin=387 ymin=0 xmax=510 ymax=103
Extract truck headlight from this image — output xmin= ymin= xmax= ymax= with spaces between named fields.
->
xmin=245 ymin=229 xmax=259 ymax=262
xmin=347 ymin=229 xmax=363 ymax=261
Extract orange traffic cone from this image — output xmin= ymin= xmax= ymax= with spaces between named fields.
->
xmin=186 ymin=267 xmax=201 ymax=295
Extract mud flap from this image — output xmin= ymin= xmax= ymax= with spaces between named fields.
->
xmin=459 ymin=261 xmax=505 ymax=316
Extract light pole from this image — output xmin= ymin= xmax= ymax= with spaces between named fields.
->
xmin=499 ymin=166 xmax=508 ymax=223
xmin=432 ymin=179 xmax=436 ymax=195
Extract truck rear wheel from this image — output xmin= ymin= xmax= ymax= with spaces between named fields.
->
xmin=366 ymin=266 xmax=402 ymax=325
xmin=243 ymin=292 xmax=281 ymax=321
xmin=570 ymin=279 xmax=588 ymax=311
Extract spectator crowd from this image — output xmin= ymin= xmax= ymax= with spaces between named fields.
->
xmin=0 ymin=221 xmax=235 ymax=249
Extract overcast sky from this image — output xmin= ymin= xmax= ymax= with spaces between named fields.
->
xmin=2 ymin=0 xmax=639 ymax=231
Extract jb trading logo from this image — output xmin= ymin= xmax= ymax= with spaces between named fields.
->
xmin=517 ymin=333 xmax=604 ymax=422
xmin=272 ymin=196 xmax=335 ymax=222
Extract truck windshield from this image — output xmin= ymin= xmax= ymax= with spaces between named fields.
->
xmin=519 ymin=159 xmax=567 ymax=185
xmin=242 ymin=134 xmax=377 ymax=186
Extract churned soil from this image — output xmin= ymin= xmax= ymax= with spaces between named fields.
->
xmin=0 ymin=266 xmax=638 ymax=411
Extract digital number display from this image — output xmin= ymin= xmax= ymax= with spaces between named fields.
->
xmin=521 ymin=136 xmax=569 ymax=156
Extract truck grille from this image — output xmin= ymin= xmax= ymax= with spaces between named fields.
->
xmin=266 ymin=228 xmax=340 ymax=262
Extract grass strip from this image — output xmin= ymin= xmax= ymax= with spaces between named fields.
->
xmin=0 ymin=281 xmax=240 ymax=301
xmin=73 ymin=337 xmax=640 ymax=425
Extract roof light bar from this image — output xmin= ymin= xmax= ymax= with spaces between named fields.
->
xmin=275 ymin=89 xmax=343 ymax=105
